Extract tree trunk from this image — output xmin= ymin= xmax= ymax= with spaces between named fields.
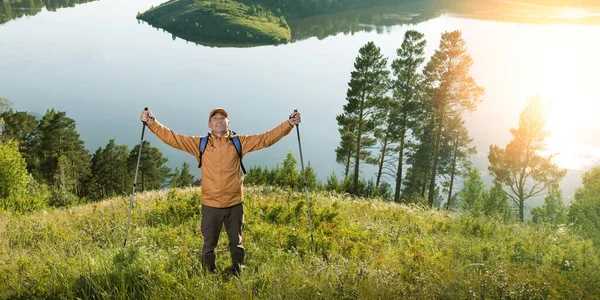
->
xmin=446 ymin=137 xmax=459 ymax=209
xmin=375 ymin=135 xmax=388 ymax=192
xmin=428 ymin=112 xmax=444 ymax=207
xmin=519 ymin=198 xmax=525 ymax=222
xmin=394 ymin=112 xmax=408 ymax=202
xmin=344 ymin=153 xmax=351 ymax=180
xmin=353 ymin=94 xmax=366 ymax=195
xmin=420 ymin=165 xmax=428 ymax=198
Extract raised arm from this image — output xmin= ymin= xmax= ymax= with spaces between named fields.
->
xmin=141 ymin=108 xmax=201 ymax=157
xmin=239 ymin=110 xmax=301 ymax=154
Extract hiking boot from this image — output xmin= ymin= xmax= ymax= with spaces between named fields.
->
xmin=228 ymin=264 xmax=245 ymax=277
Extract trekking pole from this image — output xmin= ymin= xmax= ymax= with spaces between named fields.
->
xmin=124 ymin=107 xmax=148 ymax=247
xmin=292 ymin=109 xmax=315 ymax=250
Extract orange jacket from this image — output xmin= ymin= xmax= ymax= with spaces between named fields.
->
xmin=147 ymin=120 xmax=293 ymax=208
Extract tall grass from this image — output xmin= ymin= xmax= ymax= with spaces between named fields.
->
xmin=1 ymin=186 xmax=598 ymax=299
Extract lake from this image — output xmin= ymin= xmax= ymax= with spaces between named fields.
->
xmin=2 ymin=0 xmax=599 ymax=203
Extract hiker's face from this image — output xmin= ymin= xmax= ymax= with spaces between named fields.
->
xmin=208 ymin=112 xmax=230 ymax=135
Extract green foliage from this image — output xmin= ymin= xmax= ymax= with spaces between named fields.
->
xmin=275 ymin=151 xmax=299 ymax=188
xmin=245 ymin=151 xmax=320 ymax=191
xmin=326 ymin=171 xmax=340 ymax=191
xmin=457 ymin=169 xmax=514 ymax=221
xmin=300 ymin=162 xmax=319 ymax=190
xmin=0 ymin=0 xmax=96 ymax=24
xmin=422 ymin=30 xmax=484 ymax=207
xmin=531 ymin=186 xmax=567 ymax=228
xmin=48 ymin=186 xmax=79 ymax=207
xmin=0 ymin=108 xmax=178 ymax=208
xmin=389 ymin=30 xmax=427 ymax=203
xmin=0 ymin=110 xmax=38 ymax=158
xmin=1 ymin=186 xmax=598 ymax=298
xmin=170 ymin=162 xmax=195 ymax=188
xmin=145 ymin=188 xmax=202 ymax=227
xmin=0 ymin=141 xmax=49 ymax=213
xmin=30 ymin=109 xmax=91 ymax=197
xmin=338 ymin=41 xmax=389 ymax=195
xmin=0 ymin=96 xmax=11 ymax=127
xmin=569 ymin=166 xmax=600 ymax=247
xmin=457 ymin=168 xmax=485 ymax=214
xmin=129 ymin=141 xmax=171 ymax=192
xmin=88 ymin=139 xmax=130 ymax=200
xmin=0 ymin=141 xmax=28 ymax=199
xmin=483 ymin=183 xmax=514 ymax=221
xmin=137 ymin=0 xmax=291 ymax=47
xmin=237 ymin=0 xmax=404 ymax=20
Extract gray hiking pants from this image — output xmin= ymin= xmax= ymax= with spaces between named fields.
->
xmin=201 ymin=202 xmax=245 ymax=272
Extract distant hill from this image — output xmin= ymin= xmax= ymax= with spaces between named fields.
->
xmin=1 ymin=186 xmax=598 ymax=298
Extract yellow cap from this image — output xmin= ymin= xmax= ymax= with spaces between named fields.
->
xmin=209 ymin=107 xmax=228 ymax=119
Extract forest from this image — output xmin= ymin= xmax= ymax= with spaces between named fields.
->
xmin=2 ymin=28 xmax=600 ymax=240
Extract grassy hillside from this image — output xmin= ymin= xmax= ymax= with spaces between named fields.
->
xmin=137 ymin=0 xmax=291 ymax=46
xmin=1 ymin=186 xmax=599 ymax=298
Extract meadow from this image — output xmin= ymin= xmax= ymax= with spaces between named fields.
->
xmin=1 ymin=186 xmax=599 ymax=299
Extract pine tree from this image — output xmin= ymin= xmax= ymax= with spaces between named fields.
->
xmin=423 ymin=30 xmax=484 ymax=206
xmin=171 ymin=162 xmax=194 ymax=188
xmin=128 ymin=141 xmax=171 ymax=191
xmin=276 ymin=151 xmax=299 ymax=189
xmin=89 ymin=140 xmax=130 ymax=199
xmin=457 ymin=168 xmax=485 ymax=215
xmin=0 ymin=110 xmax=38 ymax=160
xmin=390 ymin=29 xmax=427 ymax=202
xmin=337 ymin=41 xmax=389 ymax=195
xmin=439 ymin=116 xmax=476 ymax=209
xmin=531 ymin=185 xmax=567 ymax=227
xmin=488 ymin=96 xmax=566 ymax=221
xmin=30 ymin=109 xmax=91 ymax=197
xmin=401 ymin=118 xmax=435 ymax=203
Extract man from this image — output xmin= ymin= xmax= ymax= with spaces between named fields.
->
xmin=140 ymin=107 xmax=301 ymax=274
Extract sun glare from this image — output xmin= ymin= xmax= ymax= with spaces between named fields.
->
xmin=552 ymin=8 xmax=587 ymax=19
xmin=514 ymin=25 xmax=600 ymax=170
xmin=544 ymin=92 xmax=600 ymax=170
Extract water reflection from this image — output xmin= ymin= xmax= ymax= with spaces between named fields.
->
xmin=288 ymin=1 xmax=443 ymax=42
xmin=134 ymin=0 xmax=600 ymax=47
xmin=0 ymin=0 xmax=97 ymax=25
xmin=289 ymin=0 xmax=600 ymax=43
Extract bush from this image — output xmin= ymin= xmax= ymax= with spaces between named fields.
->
xmin=0 ymin=141 xmax=28 ymax=199
xmin=49 ymin=188 xmax=79 ymax=207
xmin=0 ymin=142 xmax=49 ymax=213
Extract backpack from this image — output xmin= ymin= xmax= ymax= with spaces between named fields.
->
xmin=198 ymin=131 xmax=246 ymax=174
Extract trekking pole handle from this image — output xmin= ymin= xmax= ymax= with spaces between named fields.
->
xmin=142 ymin=107 xmax=149 ymax=125
xmin=290 ymin=109 xmax=299 ymax=125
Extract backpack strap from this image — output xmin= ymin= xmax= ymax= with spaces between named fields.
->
xmin=198 ymin=133 xmax=210 ymax=168
xmin=230 ymin=134 xmax=246 ymax=175
xmin=197 ymin=131 xmax=246 ymax=175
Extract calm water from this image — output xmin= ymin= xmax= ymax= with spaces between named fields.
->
xmin=2 ymin=0 xmax=600 ymax=200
